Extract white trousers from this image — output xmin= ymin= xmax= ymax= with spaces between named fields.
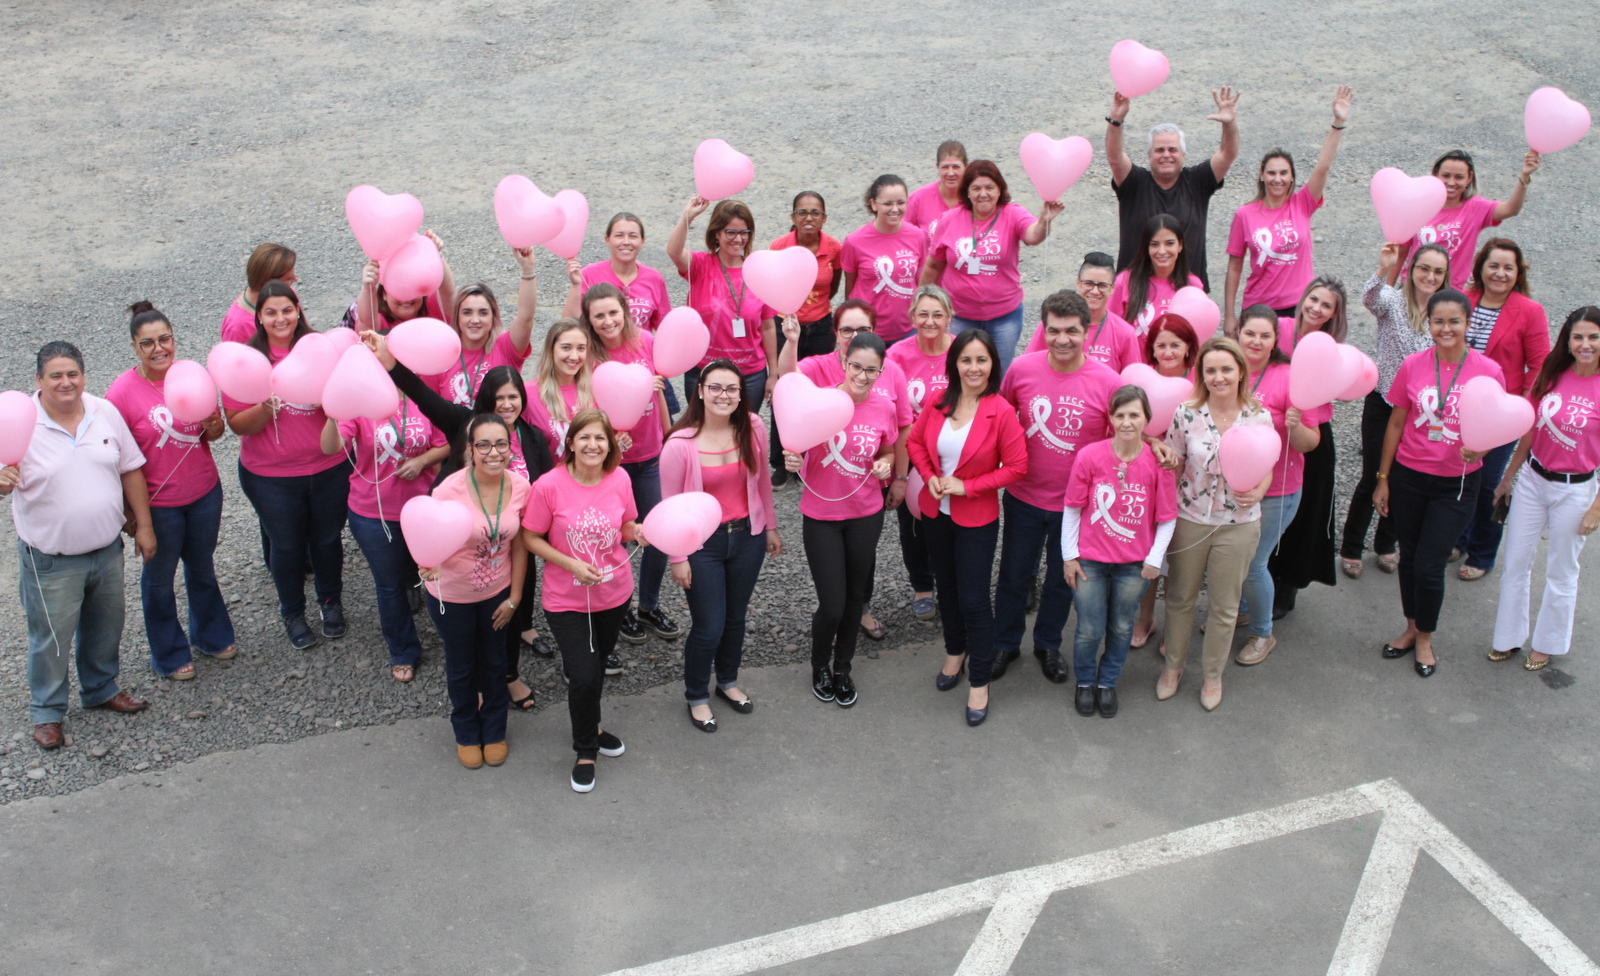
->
xmin=1492 ymin=469 xmax=1597 ymax=655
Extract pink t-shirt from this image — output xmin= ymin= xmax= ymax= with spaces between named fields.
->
xmin=929 ymin=203 xmax=1035 ymax=320
xmin=423 ymin=331 xmax=531 ymax=407
xmin=221 ymin=343 xmax=345 ymax=478
xmin=221 ymin=301 xmax=256 ymax=345
xmin=338 ymin=402 xmax=448 ymax=520
xmin=701 ymin=458 xmax=749 ymax=522
xmin=522 ymin=382 xmax=582 ymax=462
xmin=1110 ymin=270 xmax=1207 ymax=337
xmin=839 ymin=223 xmax=927 ymax=341
xmin=602 ymin=330 xmax=665 ymax=463
xmin=1226 ymin=186 xmax=1324 ymax=310
xmin=347 ymin=293 xmax=446 ymax=334
xmin=424 ymin=468 xmax=531 ymax=604
xmin=581 ymin=261 xmax=672 ymax=333
xmin=1407 ymin=196 xmax=1502 ymax=291
xmin=105 ymin=367 xmax=220 ymax=508
xmin=885 ymin=337 xmax=951 ymax=416
xmin=524 ymin=465 xmax=638 ymax=614
xmin=1251 ymin=363 xmax=1334 ymax=497
xmin=796 ymin=393 xmax=898 ymax=521
xmin=683 ymin=250 xmax=776 ymax=374
xmin=905 ymin=181 xmax=953 ymax=234
xmin=998 ymin=352 xmax=1122 ymax=511
xmin=1529 ymin=369 xmax=1600 ymax=475
xmin=1063 ymin=439 xmax=1178 ymax=565
xmin=798 ymin=354 xmax=915 ymax=430
xmin=1022 ymin=310 xmax=1142 ymax=371
xmin=770 ymin=231 xmax=843 ymax=325
xmin=1386 ymin=348 xmax=1506 ymax=477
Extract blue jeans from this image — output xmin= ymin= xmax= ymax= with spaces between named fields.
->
xmin=236 ymin=459 xmax=351 ymax=618
xmin=682 ymin=519 xmax=767 ymax=704
xmin=922 ymin=512 xmax=1001 ymax=686
xmin=1457 ymin=440 xmax=1516 ymax=571
xmin=662 ymin=380 xmax=681 ymax=416
xmin=622 ymin=457 xmax=667 ymax=614
xmin=995 ymin=492 xmax=1072 ymax=656
xmin=1071 ymin=559 xmax=1149 ymax=687
xmin=19 ymin=538 xmax=127 ymax=724
xmin=953 ymin=303 xmax=1024 ymax=375
xmin=1239 ymin=490 xmax=1302 ymax=638
xmin=683 ymin=366 xmax=767 ymax=421
xmin=347 ymin=512 xmax=422 ymax=666
xmin=141 ymin=482 xmax=235 ymax=675
xmin=426 ymin=587 xmax=510 ymax=746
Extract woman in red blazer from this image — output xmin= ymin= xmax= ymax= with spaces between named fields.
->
xmin=1458 ymin=238 xmax=1552 ymax=577
xmin=907 ymin=328 xmax=1028 ymax=726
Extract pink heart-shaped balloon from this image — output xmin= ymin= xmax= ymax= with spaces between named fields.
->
xmin=694 ymin=138 xmax=755 ymax=201
xmin=400 ymin=495 xmax=475 ymax=567
xmin=652 ymin=307 xmax=711 ymax=378
xmin=1369 ymin=168 xmax=1448 ymax=244
xmin=271 ymin=332 xmax=339 ymax=406
xmin=772 ymin=372 xmax=855 ymax=453
xmin=1167 ymin=287 xmax=1221 ymax=343
xmin=545 ymin=189 xmax=590 ymax=260
xmin=1119 ymin=363 xmax=1192 ymax=434
xmin=379 ymin=234 xmax=445 ymax=302
xmin=1524 ymin=87 xmax=1591 ymax=154
xmin=322 ymin=344 xmax=401 ymax=422
xmin=494 ymin=175 xmax=567 ymax=248
xmin=0 ymin=390 xmax=37 ymax=466
xmin=905 ymin=467 xmax=926 ymax=520
xmin=345 ymin=185 xmax=424 ymax=262
xmin=743 ymin=247 xmax=819 ymax=316
xmin=1336 ymin=345 xmax=1379 ymax=401
xmin=1108 ymin=40 xmax=1170 ymax=99
xmin=387 ymin=317 xmax=462 ymax=375
xmin=323 ymin=327 xmax=361 ymax=355
xmin=1288 ymin=331 xmax=1348 ymax=410
xmin=1459 ymin=374 xmax=1534 ymax=452
xmin=163 ymin=360 xmax=218 ymax=425
xmin=207 ymin=341 xmax=273 ymax=405
xmin=641 ymin=492 xmax=721 ymax=558
xmin=1218 ymin=424 xmax=1281 ymax=493
xmin=591 ymin=360 xmax=655 ymax=432
xmin=1018 ymin=133 xmax=1094 ymax=203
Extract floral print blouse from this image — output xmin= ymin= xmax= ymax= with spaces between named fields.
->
xmin=1164 ymin=400 xmax=1274 ymax=525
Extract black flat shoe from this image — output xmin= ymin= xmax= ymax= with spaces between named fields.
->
xmin=965 ymin=705 xmax=988 ymax=727
xmin=833 ymin=671 xmax=858 ymax=708
xmin=1096 ymin=686 xmax=1118 ymax=718
xmin=811 ymin=668 xmax=835 ymax=703
xmin=1036 ymin=647 xmax=1070 ymax=684
xmin=715 ymin=687 xmax=754 ymax=714
xmin=935 ymin=660 xmax=965 ymax=692
xmin=1414 ymin=660 xmax=1437 ymax=678
xmin=1382 ymin=642 xmax=1415 ymax=659
xmin=686 ymin=704 xmax=717 ymax=733
xmin=990 ymin=648 xmax=1021 ymax=680
xmin=523 ymin=635 xmax=556 ymax=657
xmin=1074 ymin=685 xmax=1096 ymax=716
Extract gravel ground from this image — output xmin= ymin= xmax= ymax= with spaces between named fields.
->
xmin=2 ymin=0 xmax=1597 ymax=801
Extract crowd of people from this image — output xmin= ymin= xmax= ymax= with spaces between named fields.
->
xmin=6 ymin=84 xmax=1596 ymax=793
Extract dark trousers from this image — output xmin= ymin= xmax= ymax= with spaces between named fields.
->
xmin=505 ymin=567 xmax=540 ymax=682
xmin=769 ymin=314 xmax=836 ymax=470
xmin=1389 ymin=462 xmax=1481 ymax=632
xmin=921 ymin=512 xmax=1000 ymax=686
xmin=621 ymin=457 xmax=666 ymax=613
xmin=802 ymin=510 xmax=884 ymax=675
xmin=995 ymin=492 xmax=1072 ymax=654
xmin=545 ymin=602 xmax=627 ymax=759
xmin=236 ymin=459 xmax=352 ymax=618
xmin=141 ymin=482 xmax=235 ymax=675
xmin=426 ymin=588 xmax=510 ymax=746
xmin=1456 ymin=441 xmax=1516 ymax=570
xmin=895 ymin=502 xmax=936 ymax=593
xmin=1341 ymin=391 xmax=1399 ymax=559
xmin=347 ymin=512 xmax=421 ymax=666
xmin=682 ymin=519 xmax=767 ymax=703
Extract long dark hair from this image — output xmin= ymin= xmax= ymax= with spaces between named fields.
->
xmin=668 ymin=358 xmax=758 ymax=474
xmin=935 ymin=328 xmax=1000 ymax=416
xmin=248 ymin=280 xmax=313 ymax=356
xmin=1238 ymin=304 xmax=1290 ymax=367
xmin=1529 ymin=306 xmax=1600 ymax=402
xmin=1124 ymin=213 xmax=1190 ymax=324
xmin=433 ymin=367 xmax=553 ymax=487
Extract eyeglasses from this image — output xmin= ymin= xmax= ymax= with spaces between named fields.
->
xmin=912 ymin=310 xmax=950 ymax=322
xmin=1077 ymin=279 xmax=1112 ymax=292
xmin=720 ymin=229 xmax=752 ymax=239
xmin=704 ymin=383 xmax=741 ymax=399
xmin=845 ymin=361 xmax=883 ymax=377
xmin=792 ymin=209 xmax=824 ymax=218
xmin=837 ymin=326 xmax=875 ymax=337
xmin=473 ymin=440 xmax=512 ymax=454
xmin=136 ymin=334 xmax=175 ymax=351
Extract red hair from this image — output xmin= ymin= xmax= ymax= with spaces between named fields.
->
xmin=1143 ymin=313 xmax=1199 ymax=371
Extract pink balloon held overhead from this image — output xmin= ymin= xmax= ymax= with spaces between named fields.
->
xmin=1218 ymin=424 xmax=1280 ymax=493
xmin=1459 ymin=374 xmax=1535 ymax=453
xmin=1167 ymin=287 xmax=1221 ymax=343
xmin=493 ymin=175 xmax=567 ymax=248
xmin=0 ymin=389 xmax=38 ymax=466
xmin=694 ymin=138 xmax=756 ymax=201
xmin=400 ymin=495 xmax=476 ymax=568
xmin=652 ymin=307 xmax=711 ymax=378
xmin=742 ymin=247 xmax=818 ymax=316
xmin=546 ymin=190 xmax=590 ymax=261
xmin=344 ymin=184 xmax=424 ymax=262
xmin=1018 ymin=133 xmax=1094 ymax=203
xmin=771 ymin=372 xmax=855 ymax=453
xmin=322 ymin=344 xmax=401 ymax=422
xmin=379 ymin=233 xmax=445 ymax=302
xmin=590 ymin=361 xmax=655 ymax=432
xmin=163 ymin=360 xmax=218 ymax=425
xmin=206 ymin=341 xmax=273 ymax=405
xmin=387 ymin=317 xmax=462 ymax=375
xmin=1369 ymin=168 xmax=1448 ymax=244
xmin=1524 ymin=87 xmax=1591 ymax=154
xmin=1108 ymin=40 xmax=1170 ymax=99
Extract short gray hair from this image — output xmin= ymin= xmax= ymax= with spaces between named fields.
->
xmin=1148 ymin=123 xmax=1187 ymax=154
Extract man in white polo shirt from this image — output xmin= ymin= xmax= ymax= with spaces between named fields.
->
xmin=0 ymin=342 xmax=156 ymax=750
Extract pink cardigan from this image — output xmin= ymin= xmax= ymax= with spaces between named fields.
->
xmin=658 ymin=415 xmax=778 ymax=563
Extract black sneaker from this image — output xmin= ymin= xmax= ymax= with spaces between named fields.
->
xmin=597 ymin=731 xmax=625 ymax=757
xmin=284 ymin=614 xmax=317 ymax=650
xmin=604 ymin=653 xmax=625 ymax=676
xmin=1025 ymin=575 xmax=1041 ymax=613
xmin=811 ymin=668 xmax=835 ymax=702
xmin=618 ymin=611 xmax=649 ymax=645
xmin=833 ymin=671 xmax=858 ymax=708
xmin=636 ymin=606 xmax=681 ymax=639
xmin=771 ymin=467 xmax=789 ymax=488
xmin=319 ymin=600 xmax=346 ymax=638
xmin=570 ymin=761 xmax=596 ymax=793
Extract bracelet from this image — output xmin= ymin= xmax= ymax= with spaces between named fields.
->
xmin=894 ymin=475 xmax=908 ymax=482
xmin=520 ymin=273 xmax=537 ymax=280
xmin=1331 ymin=124 xmax=1346 ymax=130
xmin=1105 ymin=116 xmax=1124 ymax=127
xmin=1519 ymin=175 xmax=1532 ymax=187
xmin=1376 ymin=472 xmax=1389 ymax=479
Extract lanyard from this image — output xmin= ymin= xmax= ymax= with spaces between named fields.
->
xmin=1434 ymin=349 xmax=1465 ymax=417
xmin=1251 ymin=365 xmax=1268 ymax=393
xmin=718 ymin=258 xmax=746 ymax=318
xmin=969 ymin=210 xmax=1001 ymax=259
xmin=1089 ymin=314 xmax=1107 ymax=348
xmin=469 ymin=469 xmax=506 ymax=546
xmin=386 ymin=396 xmax=410 ymax=456
xmin=458 ymin=346 xmax=489 ymax=392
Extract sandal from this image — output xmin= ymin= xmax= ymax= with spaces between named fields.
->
xmin=212 ymin=645 xmax=238 ymax=660
xmin=1340 ymin=558 xmax=1363 ymax=579
xmin=509 ymin=683 xmax=536 ymax=710
xmin=170 ymin=662 xmax=196 ymax=681
xmin=1524 ymin=654 xmax=1551 ymax=672
xmin=1376 ymin=553 xmax=1399 ymax=574
xmin=392 ymin=664 xmax=415 ymax=683
xmin=1487 ymin=646 xmax=1518 ymax=662
xmin=1459 ymin=565 xmax=1487 ymax=581
xmin=860 ymin=619 xmax=887 ymax=641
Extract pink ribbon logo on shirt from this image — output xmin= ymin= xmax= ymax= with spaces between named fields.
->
xmin=1252 ymin=227 xmax=1295 ymax=266
xmin=1538 ymin=393 xmax=1579 ymax=449
xmin=149 ymin=405 xmax=200 ymax=450
xmin=822 ymin=430 xmax=867 ymax=476
xmin=953 ymin=238 xmax=997 ymax=276
xmin=906 ymin=379 xmax=926 ymax=411
xmin=1090 ymin=483 xmax=1137 ymax=540
xmin=1025 ymin=397 xmax=1074 ymax=452
xmin=375 ymin=424 xmax=405 ymax=465
xmin=873 ymin=255 xmax=913 ymax=297
xmin=1414 ymin=388 xmax=1461 ymax=442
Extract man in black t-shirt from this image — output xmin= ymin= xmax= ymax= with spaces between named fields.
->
xmin=1106 ymin=87 xmax=1241 ymax=291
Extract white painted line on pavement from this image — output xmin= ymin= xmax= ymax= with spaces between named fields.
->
xmin=1325 ymin=815 xmax=1421 ymax=976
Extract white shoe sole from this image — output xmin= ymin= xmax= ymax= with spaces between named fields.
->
xmin=570 ymin=773 xmax=596 ymax=793
xmin=598 ymin=742 xmax=625 ymax=758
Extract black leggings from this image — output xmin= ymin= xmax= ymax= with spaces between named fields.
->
xmin=504 ymin=566 xmax=540 ymax=683
xmin=544 ymin=603 xmax=627 ymax=760
xmin=1341 ymin=391 xmax=1399 ymax=559
xmin=802 ymin=511 xmax=884 ymax=675
xmin=1388 ymin=462 xmax=1480 ymax=633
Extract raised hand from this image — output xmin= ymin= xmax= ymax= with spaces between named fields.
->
xmin=1207 ymin=85 xmax=1240 ymax=125
xmin=1332 ymin=84 xmax=1354 ymax=125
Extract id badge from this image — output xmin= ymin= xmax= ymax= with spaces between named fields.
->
xmin=1427 ymin=425 xmax=1444 ymax=442
xmin=966 ymin=261 xmax=982 ymax=276
xmin=731 ymin=316 xmax=746 ymax=338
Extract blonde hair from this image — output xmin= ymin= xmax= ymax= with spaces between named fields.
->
xmin=1189 ymin=336 xmax=1259 ymax=411
xmin=1402 ymin=245 xmax=1451 ymax=334
xmin=535 ymin=318 xmax=594 ymax=428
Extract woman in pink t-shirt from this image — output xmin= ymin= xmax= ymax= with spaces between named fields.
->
xmin=350 ymin=229 xmax=455 ymax=334
xmin=422 ymin=249 xmax=537 ymax=407
xmin=221 ymin=243 xmax=298 ymax=345
xmin=223 ymin=281 xmax=352 ymax=652
xmin=919 ymin=160 xmax=1063 ymax=374
xmin=525 ymin=319 xmax=595 ymax=462
xmin=904 ymin=140 xmax=968 ymax=234
xmin=1492 ymin=307 xmax=1600 ymax=668
xmin=522 ymin=410 xmax=645 ymax=793
xmin=320 ymin=396 xmax=448 ymax=683
xmin=108 ymin=301 xmax=234 ymax=680
xmin=420 ymin=413 xmax=529 ymax=771
xmin=661 ymin=359 xmax=782 ymax=731
xmin=1023 ymin=253 xmax=1142 ymax=369
xmin=667 ymin=197 xmax=779 ymax=409
xmin=842 ymin=175 xmax=928 ymax=344
xmin=1398 ymin=148 xmax=1542 ymax=291
xmin=1110 ymin=214 xmax=1206 ymax=338
xmin=782 ymin=333 xmax=898 ymax=709
xmin=1373 ymin=290 xmax=1507 ymax=677
xmin=1223 ymin=86 xmax=1352 ymax=328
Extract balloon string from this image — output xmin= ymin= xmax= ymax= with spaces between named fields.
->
xmin=148 ymin=442 xmax=201 ymax=505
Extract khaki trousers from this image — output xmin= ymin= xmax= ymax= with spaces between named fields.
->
xmin=1163 ymin=518 xmax=1261 ymax=681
